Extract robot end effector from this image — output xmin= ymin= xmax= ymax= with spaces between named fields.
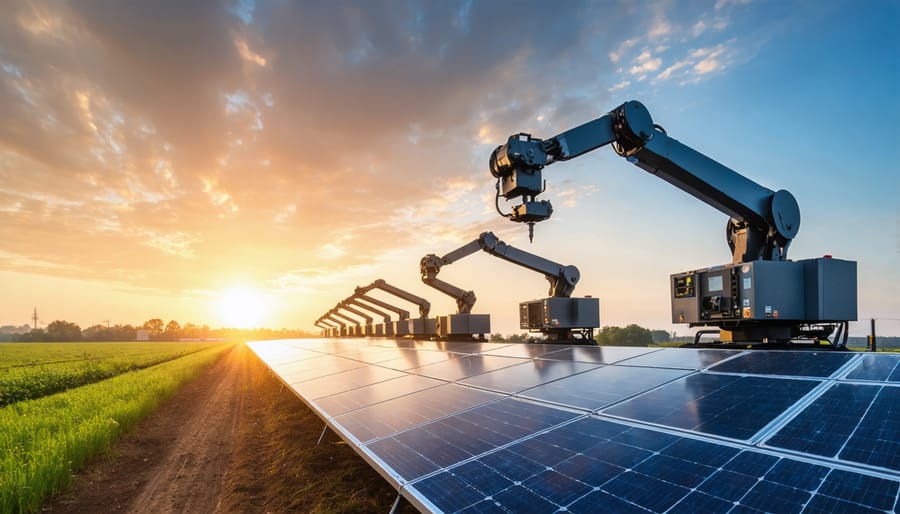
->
xmin=489 ymin=100 xmax=801 ymax=263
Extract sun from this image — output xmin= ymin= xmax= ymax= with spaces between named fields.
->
xmin=216 ymin=287 xmax=266 ymax=328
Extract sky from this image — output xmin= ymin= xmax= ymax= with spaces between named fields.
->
xmin=0 ymin=0 xmax=897 ymax=335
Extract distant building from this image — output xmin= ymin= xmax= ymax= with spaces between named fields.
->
xmin=136 ymin=329 xmax=150 ymax=341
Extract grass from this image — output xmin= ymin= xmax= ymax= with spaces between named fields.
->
xmin=0 ymin=342 xmax=233 ymax=513
xmin=0 ymin=342 xmax=225 ymax=407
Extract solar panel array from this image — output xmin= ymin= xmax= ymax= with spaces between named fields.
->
xmin=249 ymin=339 xmax=900 ymax=513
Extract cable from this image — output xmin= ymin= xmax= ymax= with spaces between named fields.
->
xmin=494 ymin=177 xmax=512 ymax=218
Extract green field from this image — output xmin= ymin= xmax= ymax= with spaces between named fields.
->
xmin=0 ymin=341 xmax=233 ymax=513
xmin=0 ymin=342 xmax=225 ymax=406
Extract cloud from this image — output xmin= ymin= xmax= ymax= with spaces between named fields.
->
xmin=655 ymin=43 xmax=731 ymax=83
xmin=0 ymin=0 xmax=761 ymax=306
xmin=629 ymin=50 xmax=663 ymax=76
xmin=608 ymin=80 xmax=631 ymax=92
xmin=609 ymin=38 xmax=638 ymax=64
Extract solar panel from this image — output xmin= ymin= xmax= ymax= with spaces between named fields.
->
xmin=333 ymin=383 xmax=501 ymax=443
xmin=708 ymin=349 xmax=857 ymax=377
xmin=766 ymin=382 xmax=900 ymax=472
xmin=248 ymin=339 xmax=900 ymax=513
xmin=459 ymin=359 xmax=600 ymax=394
xmin=845 ymin=353 xmax=900 ymax=382
xmin=615 ymin=347 xmax=737 ymax=369
xmin=410 ymin=354 xmax=527 ymax=381
xmin=520 ymin=365 xmax=689 ymax=411
xmin=603 ymin=373 xmax=819 ymax=440
xmin=365 ymin=398 xmax=578 ymax=482
xmin=528 ymin=345 xmax=656 ymax=364
xmin=314 ymin=374 xmax=446 ymax=416
xmin=293 ymin=365 xmax=405 ymax=399
xmin=377 ymin=348 xmax=463 ymax=370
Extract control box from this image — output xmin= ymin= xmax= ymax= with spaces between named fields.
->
xmin=520 ymin=297 xmax=600 ymax=331
xmin=671 ymin=257 xmax=857 ymax=325
xmin=436 ymin=313 xmax=491 ymax=338
xmin=393 ymin=318 xmax=437 ymax=337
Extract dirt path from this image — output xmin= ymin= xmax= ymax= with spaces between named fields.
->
xmin=127 ymin=344 xmax=246 ymax=513
xmin=46 ymin=343 xmax=414 ymax=513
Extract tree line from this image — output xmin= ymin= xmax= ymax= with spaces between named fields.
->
xmin=0 ymin=319 xmax=314 ymax=342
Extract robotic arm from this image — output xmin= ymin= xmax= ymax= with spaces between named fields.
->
xmin=322 ymin=312 xmax=347 ymax=329
xmin=329 ymin=309 xmax=360 ymax=328
xmin=420 ymin=231 xmax=581 ymax=312
xmin=355 ymin=279 xmax=431 ymax=318
xmin=353 ymin=293 xmax=410 ymax=320
xmin=344 ymin=297 xmax=391 ymax=323
xmin=335 ymin=302 xmax=373 ymax=325
xmin=490 ymin=100 xmax=800 ymax=263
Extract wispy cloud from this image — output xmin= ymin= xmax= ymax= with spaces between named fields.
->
xmin=0 ymin=0 xmax=767 ymax=305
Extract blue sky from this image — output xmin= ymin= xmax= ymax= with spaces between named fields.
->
xmin=0 ymin=0 xmax=897 ymax=335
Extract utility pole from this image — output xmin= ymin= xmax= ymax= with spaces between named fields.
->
xmin=32 ymin=307 xmax=38 ymax=330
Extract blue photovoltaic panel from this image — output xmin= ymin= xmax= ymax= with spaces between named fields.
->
xmin=427 ymin=341 xmax=510 ymax=355
xmin=845 ymin=353 xmax=900 ymax=382
xmin=409 ymin=416 xmax=899 ymax=513
xmin=248 ymin=340 xmax=900 ymax=513
xmin=333 ymin=383 xmax=501 ymax=443
xmin=537 ymin=345 xmax=658 ymax=364
xmin=603 ymin=373 xmax=819 ymax=440
xmin=709 ymin=350 xmax=856 ymax=377
xmin=767 ymin=383 xmax=900 ymax=472
xmin=313 ymin=374 xmax=446 ymax=417
xmin=294 ymin=365 xmax=405 ymax=399
xmin=481 ymin=343 xmax=570 ymax=359
xmin=364 ymin=398 xmax=578 ymax=482
xmin=459 ymin=359 xmax=600 ymax=393
xmin=617 ymin=347 xmax=738 ymax=370
xmin=520 ymin=365 xmax=689 ymax=411
xmin=331 ymin=345 xmax=413 ymax=364
xmin=377 ymin=348 xmax=462 ymax=370
xmin=280 ymin=354 xmax=367 ymax=384
xmin=410 ymin=354 xmax=526 ymax=381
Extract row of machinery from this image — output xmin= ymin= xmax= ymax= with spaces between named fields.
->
xmin=315 ymin=99 xmax=857 ymax=347
xmin=315 ymin=232 xmax=601 ymax=341
xmin=488 ymin=100 xmax=857 ymax=346
xmin=315 ymin=279 xmax=435 ymax=338
xmin=420 ymin=231 xmax=598 ymax=342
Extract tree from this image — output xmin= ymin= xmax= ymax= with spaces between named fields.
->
xmin=650 ymin=330 xmax=671 ymax=343
xmin=46 ymin=320 xmax=82 ymax=342
xmin=596 ymin=324 xmax=653 ymax=346
xmin=164 ymin=320 xmax=182 ymax=341
xmin=82 ymin=324 xmax=107 ymax=341
xmin=142 ymin=318 xmax=164 ymax=339
xmin=20 ymin=328 xmax=46 ymax=342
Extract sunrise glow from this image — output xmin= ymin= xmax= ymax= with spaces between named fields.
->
xmin=216 ymin=287 xmax=267 ymax=329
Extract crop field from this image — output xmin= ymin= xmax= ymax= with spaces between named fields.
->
xmin=0 ymin=341 xmax=232 ymax=512
xmin=0 ymin=342 xmax=225 ymax=406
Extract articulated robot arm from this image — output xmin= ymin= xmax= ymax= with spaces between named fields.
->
xmin=354 ymin=293 xmax=410 ymax=320
xmin=344 ymin=297 xmax=391 ymax=323
xmin=322 ymin=311 xmax=347 ymax=329
xmin=335 ymin=303 xmax=373 ymax=325
xmin=420 ymin=249 xmax=478 ymax=314
xmin=421 ymin=231 xmax=581 ymax=313
xmin=355 ymin=279 xmax=431 ymax=318
xmin=490 ymin=100 xmax=800 ymax=263
xmin=330 ymin=309 xmax=360 ymax=327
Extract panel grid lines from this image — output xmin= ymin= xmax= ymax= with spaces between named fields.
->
xmin=249 ymin=339 xmax=900 ymax=514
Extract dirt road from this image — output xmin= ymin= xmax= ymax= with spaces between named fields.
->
xmin=46 ymin=343 xmax=413 ymax=513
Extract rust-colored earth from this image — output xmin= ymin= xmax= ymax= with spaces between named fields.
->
xmin=45 ymin=344 xmax=418 ymax=513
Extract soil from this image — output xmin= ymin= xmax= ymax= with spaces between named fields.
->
xmin=45 ymin=344 xmax=419 ymax=513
